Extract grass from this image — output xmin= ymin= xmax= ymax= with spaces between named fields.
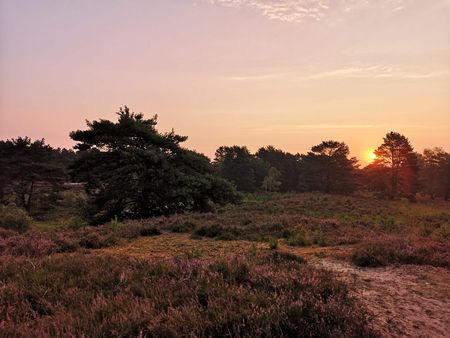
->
xmin=2 ymin=192 xmax=449 ymax=267
xmin=1 ymin=192 xmax=449 ymax=336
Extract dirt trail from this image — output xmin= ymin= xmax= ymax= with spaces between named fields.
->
xmin=99 ymin=234 xmax=449 ymax=337
xmin=307 ymin=256 xmax=450 ymax=338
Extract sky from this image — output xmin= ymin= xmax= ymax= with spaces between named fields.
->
xmin=0 ymin=0 xmax=449 ymax=164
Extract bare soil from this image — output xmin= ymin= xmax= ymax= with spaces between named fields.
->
xmin=99 ymin=234 xmax=450 ymax=338
xmin=307 ymin=256 xmax=450 ymax=338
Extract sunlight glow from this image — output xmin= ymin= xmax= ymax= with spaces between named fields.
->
xmin=370 ymin=153 xmax=377 ymax=160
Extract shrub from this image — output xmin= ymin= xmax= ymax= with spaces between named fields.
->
xmin=139 ymin=226 xmax=161 ymax=237
xmin=287 ymin=229 xmax=308 ymax=247
xmin=268 ymin=238 xmax=278 ymax=250
xmin=170 ymin=221 xmax=196 ymax=233
xmin=0 ymin=205 xmax=32 ymax=233
xmin=287 ymin=229 xmax=328 ymax=247
xmin=0 ymin=232 xmax=58 ymax=257
xmin=194 ymin=224 xmax=223 ymax=238
xmin=67 ymin=216 xmax=88 ymax=230
xmin=352 ymin=236 xmax=450 ymax=268
xmin=0 ymin=253 xmax=376 ymax=337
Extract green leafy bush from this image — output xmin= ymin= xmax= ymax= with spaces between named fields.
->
xmin=0 ymin=205 xmax=32 ymax=233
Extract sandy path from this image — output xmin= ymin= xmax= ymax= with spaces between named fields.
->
xmin=307 ymin=257 xmax=450 ymax=338
xmin=98 ymin=234 xmax=450 ymax=337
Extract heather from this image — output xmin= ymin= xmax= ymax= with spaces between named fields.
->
xmin=0 ymin=222 xmax=161 ymax=257
xmin=1 ymin=193 xmax=449 ymax=269
xmin=352 ymin=236 xmax=450 ymax=268
xmin=0 ymin=252 xmax=377 ymax=337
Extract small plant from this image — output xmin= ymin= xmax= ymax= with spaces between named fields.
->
xmin=110 ymin=215 xmax=122 ymax=230
xmin=139 ymin=226 xmax=161 ymax=237
xmin=194 ymin=224 xmax=222 ymax=238
xmin=186 ymin=248 xmax=203 ymax=259
xmin=268 ymin=238 xmax=278 ymax=250
xmin=0 ymin=205 xmax=32 ymax=233
xmin=170 ymin=221 xmax=196 ymax=233
xmin=67 ymin=216 xmax=88 ymax=230
xmin=287 ymin=229 xmax=308 ymax=247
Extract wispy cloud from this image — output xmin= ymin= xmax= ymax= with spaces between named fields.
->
xmin=221 ymin=73 xmax=284 ymax=81
xmin=250 ymin=124 xmax=376 ymax=134
xmin=300 ymin=66 xmax=450 ymax=80
xmin=202 ymin=0 xmax=414 ymax=23
xmin=222 ymin=65 xmax=450 ymax=82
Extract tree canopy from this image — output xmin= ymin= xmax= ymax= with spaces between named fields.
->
xmin=371 ymin=132 xmax=418 ymax=199
xmin=299 ymin=141 xmax=358 ymax=194
xmin=0 ymin=137 xmax=69 ymax=213
xmin=70 ymin=107 xmax=240 ymax=224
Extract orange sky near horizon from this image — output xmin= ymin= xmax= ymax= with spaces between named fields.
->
xmin=1 ymin=0 xmax=449 ymax=165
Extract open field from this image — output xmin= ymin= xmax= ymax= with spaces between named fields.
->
xmin=1 ymin=193 xmax=449 ymax=337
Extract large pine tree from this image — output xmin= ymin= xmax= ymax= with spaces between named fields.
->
xmin=70 ymin=107 xmax=240 ymax=224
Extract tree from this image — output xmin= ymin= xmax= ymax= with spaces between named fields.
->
xmin=299 ymin=141 xmax=358 ymax=194
xmin=0 ymin=137 xmax=67 ymax=213
xmin=256 ymin=146 xmax=300 ymax=192
xmin=261 ymin=167 xmax=282 ymax=192
xmin=70 ymin=107 xmax=240 ymax=224
xmin=373 ymin=132 xmax=417 ymax=199
xmin=214 ymin=146 xmax=259 ymax=192
xmin=418 ymin=148 xmax=450 ymax=199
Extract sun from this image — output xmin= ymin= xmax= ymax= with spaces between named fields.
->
xmin=370 ymin=153 xmax=377 ymax=160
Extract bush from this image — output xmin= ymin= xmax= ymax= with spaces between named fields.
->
xmin=352 ymin=236 xmax=450 ymax=268
xmin=0 ymin=205 xmax=32 ymax=233
xmin=67 ymin=216 xmax=88 ymax=230
xmin=287 ymin=229 xmax=328 ymax=247
xmin=170 ymin=221 xmax=196 ymax=233
xmin=194 ymin=224 xmax=223 ymax=238
xmin=0 ymin=253 xmax=377 ymax=337
xmin=139 ymin=226 xmax=161 ymax=237
xmin=0 ymin=232 xmax=58 ymax=257
xmin=268 ymin=237 xmax=278 ymax=250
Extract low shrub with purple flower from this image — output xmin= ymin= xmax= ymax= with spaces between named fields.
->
xmin=0 ymin=252 xmax=377 ymax=337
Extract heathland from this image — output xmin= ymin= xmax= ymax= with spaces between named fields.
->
xmin=1 ymin=192 xmax=449 ymax=337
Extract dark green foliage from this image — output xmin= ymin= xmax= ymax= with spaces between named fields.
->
xmin=368 ymin=132 xmax=418 ymax=199
xmin=70 ymin=107 xmax=240 ymax=224
xmin=0 ymin=205 xmax=32 ymax=233
xmin=268 ymin=237 xmax=278 ymax=250
xmin=256 ymin=146 xmax=300 ymax=192
xmin=139 ymin=225 xmax=161 ymax=236
xmin=299 ymin=141 xmax=358 ymax=194
xmin=0 ymin=137 xmax=72 ymax=214
xmin=214 ymin=145 xmax=264 ymax=192
xmin=418 ymin=148 xmax=450 ymax=200
xmin=170 ymin=221 xmax=196 ymax=233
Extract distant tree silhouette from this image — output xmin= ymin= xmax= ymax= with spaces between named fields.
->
xmin=299 ymin=141 xmax=358 ymax=194
xmin=373 ymin=132 xmax=417 ymax=199
xmin=214 ymin=146 xmax=260 ymax=192
xmin=70 ymin=107 xmax=240 ymax=224
xmin=418 ymin=148 xmax=450 ymax=199
xmin=0 ymin=137 xmax=68 ymax=213
xmin=256 ymin=146 xmax=300 ymax=192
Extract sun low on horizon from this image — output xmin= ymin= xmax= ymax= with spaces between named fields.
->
xmin=0 ymin=0 xmax=449 ymax=166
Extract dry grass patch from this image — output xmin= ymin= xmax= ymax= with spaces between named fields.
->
xmin=98 ymin=233 xmax=268 ymax=260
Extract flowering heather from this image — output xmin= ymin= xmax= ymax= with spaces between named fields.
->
xmin=0 ymin=252 xmax=377 ymax=337
xmin=352 ymin=236 xmax=450 ymax=268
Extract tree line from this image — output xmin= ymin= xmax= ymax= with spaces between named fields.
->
xmin=1 ymin=107 xmax=449 ymax=224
